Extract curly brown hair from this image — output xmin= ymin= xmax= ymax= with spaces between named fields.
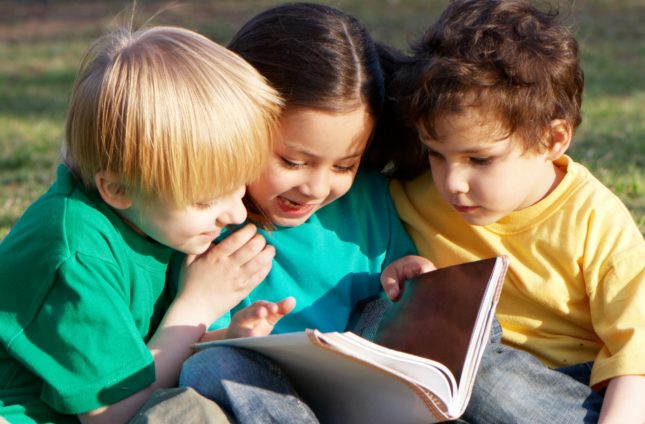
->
xmin=384 ymin=0 xmax=584 ymax=179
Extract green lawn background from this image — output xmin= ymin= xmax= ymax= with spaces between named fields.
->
xmin=1 ymin=0 xmax=643 ymax=240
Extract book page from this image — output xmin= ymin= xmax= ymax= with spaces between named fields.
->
xmin=319 ymin=331 xmax=455 ymax=403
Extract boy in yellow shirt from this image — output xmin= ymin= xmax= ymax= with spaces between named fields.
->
xmin=383 ymin=0 xmax=645 ymax=422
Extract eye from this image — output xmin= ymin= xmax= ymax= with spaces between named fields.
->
xmin=280 ymin=156 xmax=305 ymax=169
xmin=334 ymin=163 xmax=358 ymax=173
xmin=469 ymin=156 xmax=493 ymax=166
xmin=194 ymin=199 xmax=219 ymax=210
xmin=194 ymin=203 xmax=213 ymax=210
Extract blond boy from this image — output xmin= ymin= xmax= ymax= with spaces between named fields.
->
xmin=0 ymin=26 xmax=281 ymax=423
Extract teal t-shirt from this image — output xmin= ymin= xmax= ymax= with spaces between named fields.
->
xmin=0 ymin=165 xmax=174 ymax=423
xmin=209 ymin=171 xmax=416 ymax=333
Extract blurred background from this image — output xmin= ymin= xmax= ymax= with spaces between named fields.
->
xmin=0 ymin=0 xmax=643 ymax=239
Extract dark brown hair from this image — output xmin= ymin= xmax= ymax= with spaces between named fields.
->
xmin=227 ymin=2 xmax=387 ymax=226
xmin=229 ymin=2 xmax=383 ymax=117
xmin=384 ymin=0 xmax=584 ymax=179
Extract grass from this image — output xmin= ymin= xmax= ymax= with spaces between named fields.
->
xmin=0 ymin=0 xmax=643 ymax=239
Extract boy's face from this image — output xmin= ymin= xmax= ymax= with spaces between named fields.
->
xmin=247 ymin=107 xmax=373 ymax=227
xmin=122 ymin=186 xmax=247 ymax=255
xmin=420 ymin=107 xmax=563 ymax=226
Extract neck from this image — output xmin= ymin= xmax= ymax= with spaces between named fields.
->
xmin=537 ymin=161 xmax=565 ymax=205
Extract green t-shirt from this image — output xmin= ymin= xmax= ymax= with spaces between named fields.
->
xmin=0 ymin=165 xmax=174 ymax=423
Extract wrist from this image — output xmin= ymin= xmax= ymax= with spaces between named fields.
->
xmin=164 ymin=296 xmax=215 ymax=330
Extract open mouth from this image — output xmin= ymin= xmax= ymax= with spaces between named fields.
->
xmin=277 ymin=196 xmax=316 ymax=218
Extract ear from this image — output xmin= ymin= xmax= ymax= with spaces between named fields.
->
xmin=95 ymin=171 xmax=133 ymax=210
xmin=545 ymin=119 xmax=572 ymax=160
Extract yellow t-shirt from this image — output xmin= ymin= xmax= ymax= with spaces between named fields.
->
xmin=390 ymin=155 xmax=645 ymax=386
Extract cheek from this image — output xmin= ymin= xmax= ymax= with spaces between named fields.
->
xmin=247 ymin=176 xmax=278 ymax=210
xmin=429 ymin=162 xmax=443 ymax=181
xmin=329 ymin=174 xmax=356 ymax=200
xmin=161 ymin=214 xmax=202 ymax=238
xmin=254 ymin=167 xmax=295 ymax=197
xmin=472 ymin=168 xmax=518 ymax=204
xmin=429 ymin=165 xmax=448 ymax=194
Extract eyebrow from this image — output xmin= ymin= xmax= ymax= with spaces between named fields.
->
xmin=425 ymin=139 xmax=506 ymax=155
xmin=283 ymin=143 xmax=364 ymax=160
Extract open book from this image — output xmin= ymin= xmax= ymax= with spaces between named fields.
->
xmin=194 ymin=256 xmax=508 ymax=423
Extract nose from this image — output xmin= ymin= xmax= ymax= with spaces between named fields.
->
xmin=216 ymin=186 xmax=248 ymax=226
xmin=443 ymin=163 xmax=469 ymax=194
xmin=300 ymin=168 xmax=330 ymax=200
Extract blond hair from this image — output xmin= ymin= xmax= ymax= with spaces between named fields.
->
xmin=65 ymin=26 xmax=282 ymax=206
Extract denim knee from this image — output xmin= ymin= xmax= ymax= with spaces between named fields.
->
xmin=464 ymin=344 xmax=602 ymax=424
xmin=180 ymin=346 xmax=287 ymax=398
xmin=180 ymin=347 xmax=319 ymax=424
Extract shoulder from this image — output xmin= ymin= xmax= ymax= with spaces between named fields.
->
xmin=349 ymin=169 xmax=389 ymax=195
xmin=0 ymin=167 xmax=126 ymax=289
xmin=564 ymin=158 xmax=637 ymax=225
xmin=340 ymin=170 xmax=393 ymax=211
xmin=317 ymin=171 xmax=395 ymax=222
xmin=389 ymin=170 xmax=436 ymax=203
xmin=562 ymin=158 xmax=643 ymax=263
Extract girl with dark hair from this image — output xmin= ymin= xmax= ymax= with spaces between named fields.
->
xmin=176 ymin=3 xmax=433 ymax=422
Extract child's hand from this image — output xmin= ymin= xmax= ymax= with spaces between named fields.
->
xmin=175 ymin=223 xmax=275 ymax=326
xmin=381 ymin=255 xmax=436 ymax=302
xmin=226 ymin=297 xmax=296 ymax=339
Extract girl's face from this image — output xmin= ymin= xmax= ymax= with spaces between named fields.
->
xmin=248 ymin=106 xmax=374 ymax=227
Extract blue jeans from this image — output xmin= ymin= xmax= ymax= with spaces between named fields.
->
xmin=461 ymin=321 xmax=603 ymax=424
xmin=180 ymin=346 xmax=319 ymax=424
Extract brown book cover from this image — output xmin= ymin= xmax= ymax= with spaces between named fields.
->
xmin=375 ymin=257 xmax=503 ymax=383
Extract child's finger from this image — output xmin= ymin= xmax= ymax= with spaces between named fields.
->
xmin=240 ymin=261 xmax=273 ymax=292
xmin=380 ymin=275 xmax=400 ymax=301
xmin=414 ymin=256 xmax=436 ymax=274
xmin=231 ymin=305 xmax=264 ymax=327
xmin=210 ymin=223 xmax=258 ymax=257
xmin=240 ymin=244 xmax=275 ymax=274
xmin=265 ymin=297 xmax=296 ymax=325
xmin=401 ymin=262 xmax=423 ymax=280
xmin=276 ymin=297 xmax=296 ymax=315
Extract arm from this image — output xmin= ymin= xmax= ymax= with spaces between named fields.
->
xmin=381 ymin=255 xmax=436 ymax=301
xmin=598 ymin=375 xmax=645 ymax=423
xmin=78 ymin=223 xmax=274 ymax=424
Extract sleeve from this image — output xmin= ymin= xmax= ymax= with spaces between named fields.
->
xmin=9 ymin=253 xmax=156 ymax=414
xmin=589 ymin=247 xmax=645 ymax=386
xmin=586 ymin=202 xmax=645 ymax=386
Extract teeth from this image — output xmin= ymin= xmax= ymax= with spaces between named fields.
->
xmin=282 ymin=197 xmax=301 ymax=208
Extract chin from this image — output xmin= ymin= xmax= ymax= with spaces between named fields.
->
xmin=460 ymin=213 xmax=499 ymax=226
xmin=270 ymin=215 xmax=310 ymax=228
xmin=179 ymin=241 xmax=212 ymax=256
